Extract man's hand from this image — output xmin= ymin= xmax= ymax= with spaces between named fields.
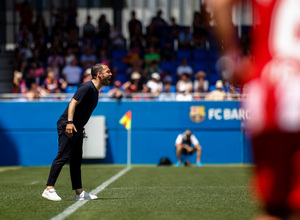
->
xmin=183 ymin=144 xmax=194 ymax=153
xmin=66 ymin=123 xmax=77 ymax=136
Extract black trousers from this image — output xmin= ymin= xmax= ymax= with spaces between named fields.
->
xmin=47 ymin=122 xmax=84 ymax=190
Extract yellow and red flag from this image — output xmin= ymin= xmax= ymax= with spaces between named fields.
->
xmin=119 ymin=111 xmax=132 ymax=130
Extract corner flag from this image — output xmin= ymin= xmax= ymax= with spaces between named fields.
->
xmin=119 ymin=111 xmax=132 ymax=167
xmin=119 ymin=111 xmax=132 ymax=130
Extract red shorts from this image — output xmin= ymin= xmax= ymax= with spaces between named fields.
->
xmin=252 ymin=131 xmax=300 ymax=217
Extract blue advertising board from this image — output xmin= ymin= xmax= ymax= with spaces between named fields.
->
xmin=0 ymin=101 xmax=252 ymax=166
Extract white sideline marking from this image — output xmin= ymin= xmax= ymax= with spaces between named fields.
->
xmin=51 ymin=167 xmax=131 ymax=220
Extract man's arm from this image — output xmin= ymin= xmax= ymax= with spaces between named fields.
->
xmin=65 ymin=98 xmax=79 ymax=136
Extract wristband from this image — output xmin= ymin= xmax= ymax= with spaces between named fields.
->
xmin=67 ymin=120 xmax=73 ymax=124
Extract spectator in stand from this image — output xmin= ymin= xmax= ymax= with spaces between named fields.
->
xmin=128 ymin=10 xmax=142 ymax=38
xmin=42 ymin=70 xmax=61 ymax=93
xmin=109 ymin=23 xmax=126 ymax=49
xmin=122 ymin=47 xmax=141 ymax=66
xmin=151 ymin=9 xmax=168 ymax=28
xmin=193 ymin=30 xmax=208 ymax=50
xmin=123 ymin=72 xmax=145 ymax=94
xmin=97 ymin=48 xmax=110 ymax=67
xmin=178 ymin=26 xmax=193 ymax=49
xmin=205 ymin=80 xmax=226 ymax=101
xmin=97 ymin=14 xmax=111 ymax=44
xmin=81 ymin=38 xmax=94 ymax=52
xmin=125 ymin=59 xmax=143 ymax=81
xmin=65 ymin=27 xmax=80 ymax=56
xmin=28 ymin=48 xmax=43 ymax=69
xmin=47 ymin=49 xmax=64 ymax=73
xmin=32 ymin=15 xmax=48 ymax=56
xmin=13 ymin=71 xmax=27 ymax=94
xmin=50 ymin=29 xmax=64 ymax=54
xmin=18 ymin=23 xmax=33 ymax=45
xmin=161 ymin=40 xmax=176 ymax=61
xmin=82 ymin=15 xmax=96 ymax=39
xmin=124 ymin=84 xmax=139 ymax=99
xmin=226 ymin=84 xmax=240 ymax=100
xmin=108 ymin=80 xmax=124 ymax=100
xmin=129 ymin=19 xmax=145 ymax=52
xmin=66 ymin=0 xmax=78 ymax=30
xmin=146 ymin=72 xmax=163 ymax=97
xmin=80 ymin=47 xmax=97 ymax=69
xmin=34 ymin=14 xmax=47 ymax=36
xmin=177 ymin=58 xmax=193 ymax=79
xmin=192 ymin=11 xmax=208 ymax=50
xmin=145 ymin=20 xmax=161 ymax=49
xmin=33 ymin=27 xmax=48 ymax=62
xmin=143 ymin=61 xmax=161 ymax=80
xmin=64 ymin=47 xmax=76 ymax=66
xmin=194 ymin=71 xmax=209 ymax=93
xmin=144 ymin=46 xmax=160 ymax=67
xmin=26 ymin=82 xmax=46 ymax=101
xmin=19 ymin=40 xmax=33 ymax=61
xmin=18 ymin=0 xmax=34 ymax=31
xmin=51 ymin=7 xmax=64 ymax=30
xmin=159 ymin=76 xmax=176 ymax=101
xmin=176 ymin=73 xmax=193 ymax=101
xmin=62 ymin=57 xmax=83 ymax=86
xmin=168 ymin=17 xmax=180 ymax=41
xmin=26 ymin=61 xmax=45 ymax=87
xmin=82 ymin=68 xmax=92 ymax=83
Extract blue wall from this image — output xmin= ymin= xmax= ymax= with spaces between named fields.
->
xmin=0 ymin=101 xmax=252 ymax=166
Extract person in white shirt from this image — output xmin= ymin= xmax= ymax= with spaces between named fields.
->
xmin=205 ymin=80 xmax=226 ymax=101
xmin=146 ymin=72 xmax=163 ymax=96
xmin=194 ymin=71 xmax=209 ymax=93
xmin=62 ymin=57 xmax=83 ymax=86
xmin=176 ymin=73 xmax=193 ymax=101
xmin=176 ymin=58 xmax=193 ymax=79
xmin=175 ymin=129 xmax=202 ymax=167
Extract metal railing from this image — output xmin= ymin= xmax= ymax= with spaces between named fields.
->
xmin=0 ymin=92 xmax=244 ymax=101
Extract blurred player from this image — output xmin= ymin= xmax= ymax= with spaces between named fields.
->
xmin=208 ymin=0 xmax=300 ymax=219
xmin=42 ymin=63 xmax=112 ymax=201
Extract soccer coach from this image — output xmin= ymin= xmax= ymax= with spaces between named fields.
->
xmin=42 ymin=63 xmax=112 ymax=201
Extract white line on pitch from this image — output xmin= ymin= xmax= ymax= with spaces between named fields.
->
xmin=50 ymin=166 xmax=131 ymax=220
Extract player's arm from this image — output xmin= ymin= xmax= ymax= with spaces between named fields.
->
xmin=208 ymin=0 xmax=238 ymax=50
xmin=208 ymin=0 xmax=251 ymax=84
xmin=65 ymin=98 xmax=79 ymax=136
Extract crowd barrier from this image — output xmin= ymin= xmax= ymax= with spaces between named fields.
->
xmin=0 ymin=100 xmax=252 ymax=166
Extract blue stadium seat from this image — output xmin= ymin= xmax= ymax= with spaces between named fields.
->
xmin=194 ymin=61 xmax=208 ymax=72
xmin=193 ymin=48 xmax=207 ymax=61
xmin=161 ymin=61 xmax=177 ymax=76
xmin=101 ymin=86 xmax=111 ymax=93
xmin=209 ymin=85 xmax=216 ymax=92
xmin=65 ymin=86 xmax=78 ymax=93
xmin=115 ymin=73 xmax=128 ymax=83
xmin=112 ymin=61 xmax=127 ymax=72
xmin=177 ymin=49 xmax=192 ymax=62
xmin=112 ymin=50 xmax=127 ymax=61
xmin=209 ymin=60 xmax=219 ymax=74
xmin=209 ymin=74 xmax=221 ymax=86
xmin=209 ymin=49 xmax=221 ymax=62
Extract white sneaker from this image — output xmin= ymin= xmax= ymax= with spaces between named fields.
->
xmin=75 ymin=191 xmax=98 ymax=201
xmin=42 ymin=189 xmax=62 ymax=201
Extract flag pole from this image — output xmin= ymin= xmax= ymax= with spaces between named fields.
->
xmin=127 ymin=128 xmax=131 ymax=167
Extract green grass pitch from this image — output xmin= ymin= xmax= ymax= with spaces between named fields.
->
xmin=0 ymin=165 xmax=258 ymax=220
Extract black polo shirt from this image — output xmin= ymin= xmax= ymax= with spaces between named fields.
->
xmin=58 ymin=81 xmax=99 ymax=128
